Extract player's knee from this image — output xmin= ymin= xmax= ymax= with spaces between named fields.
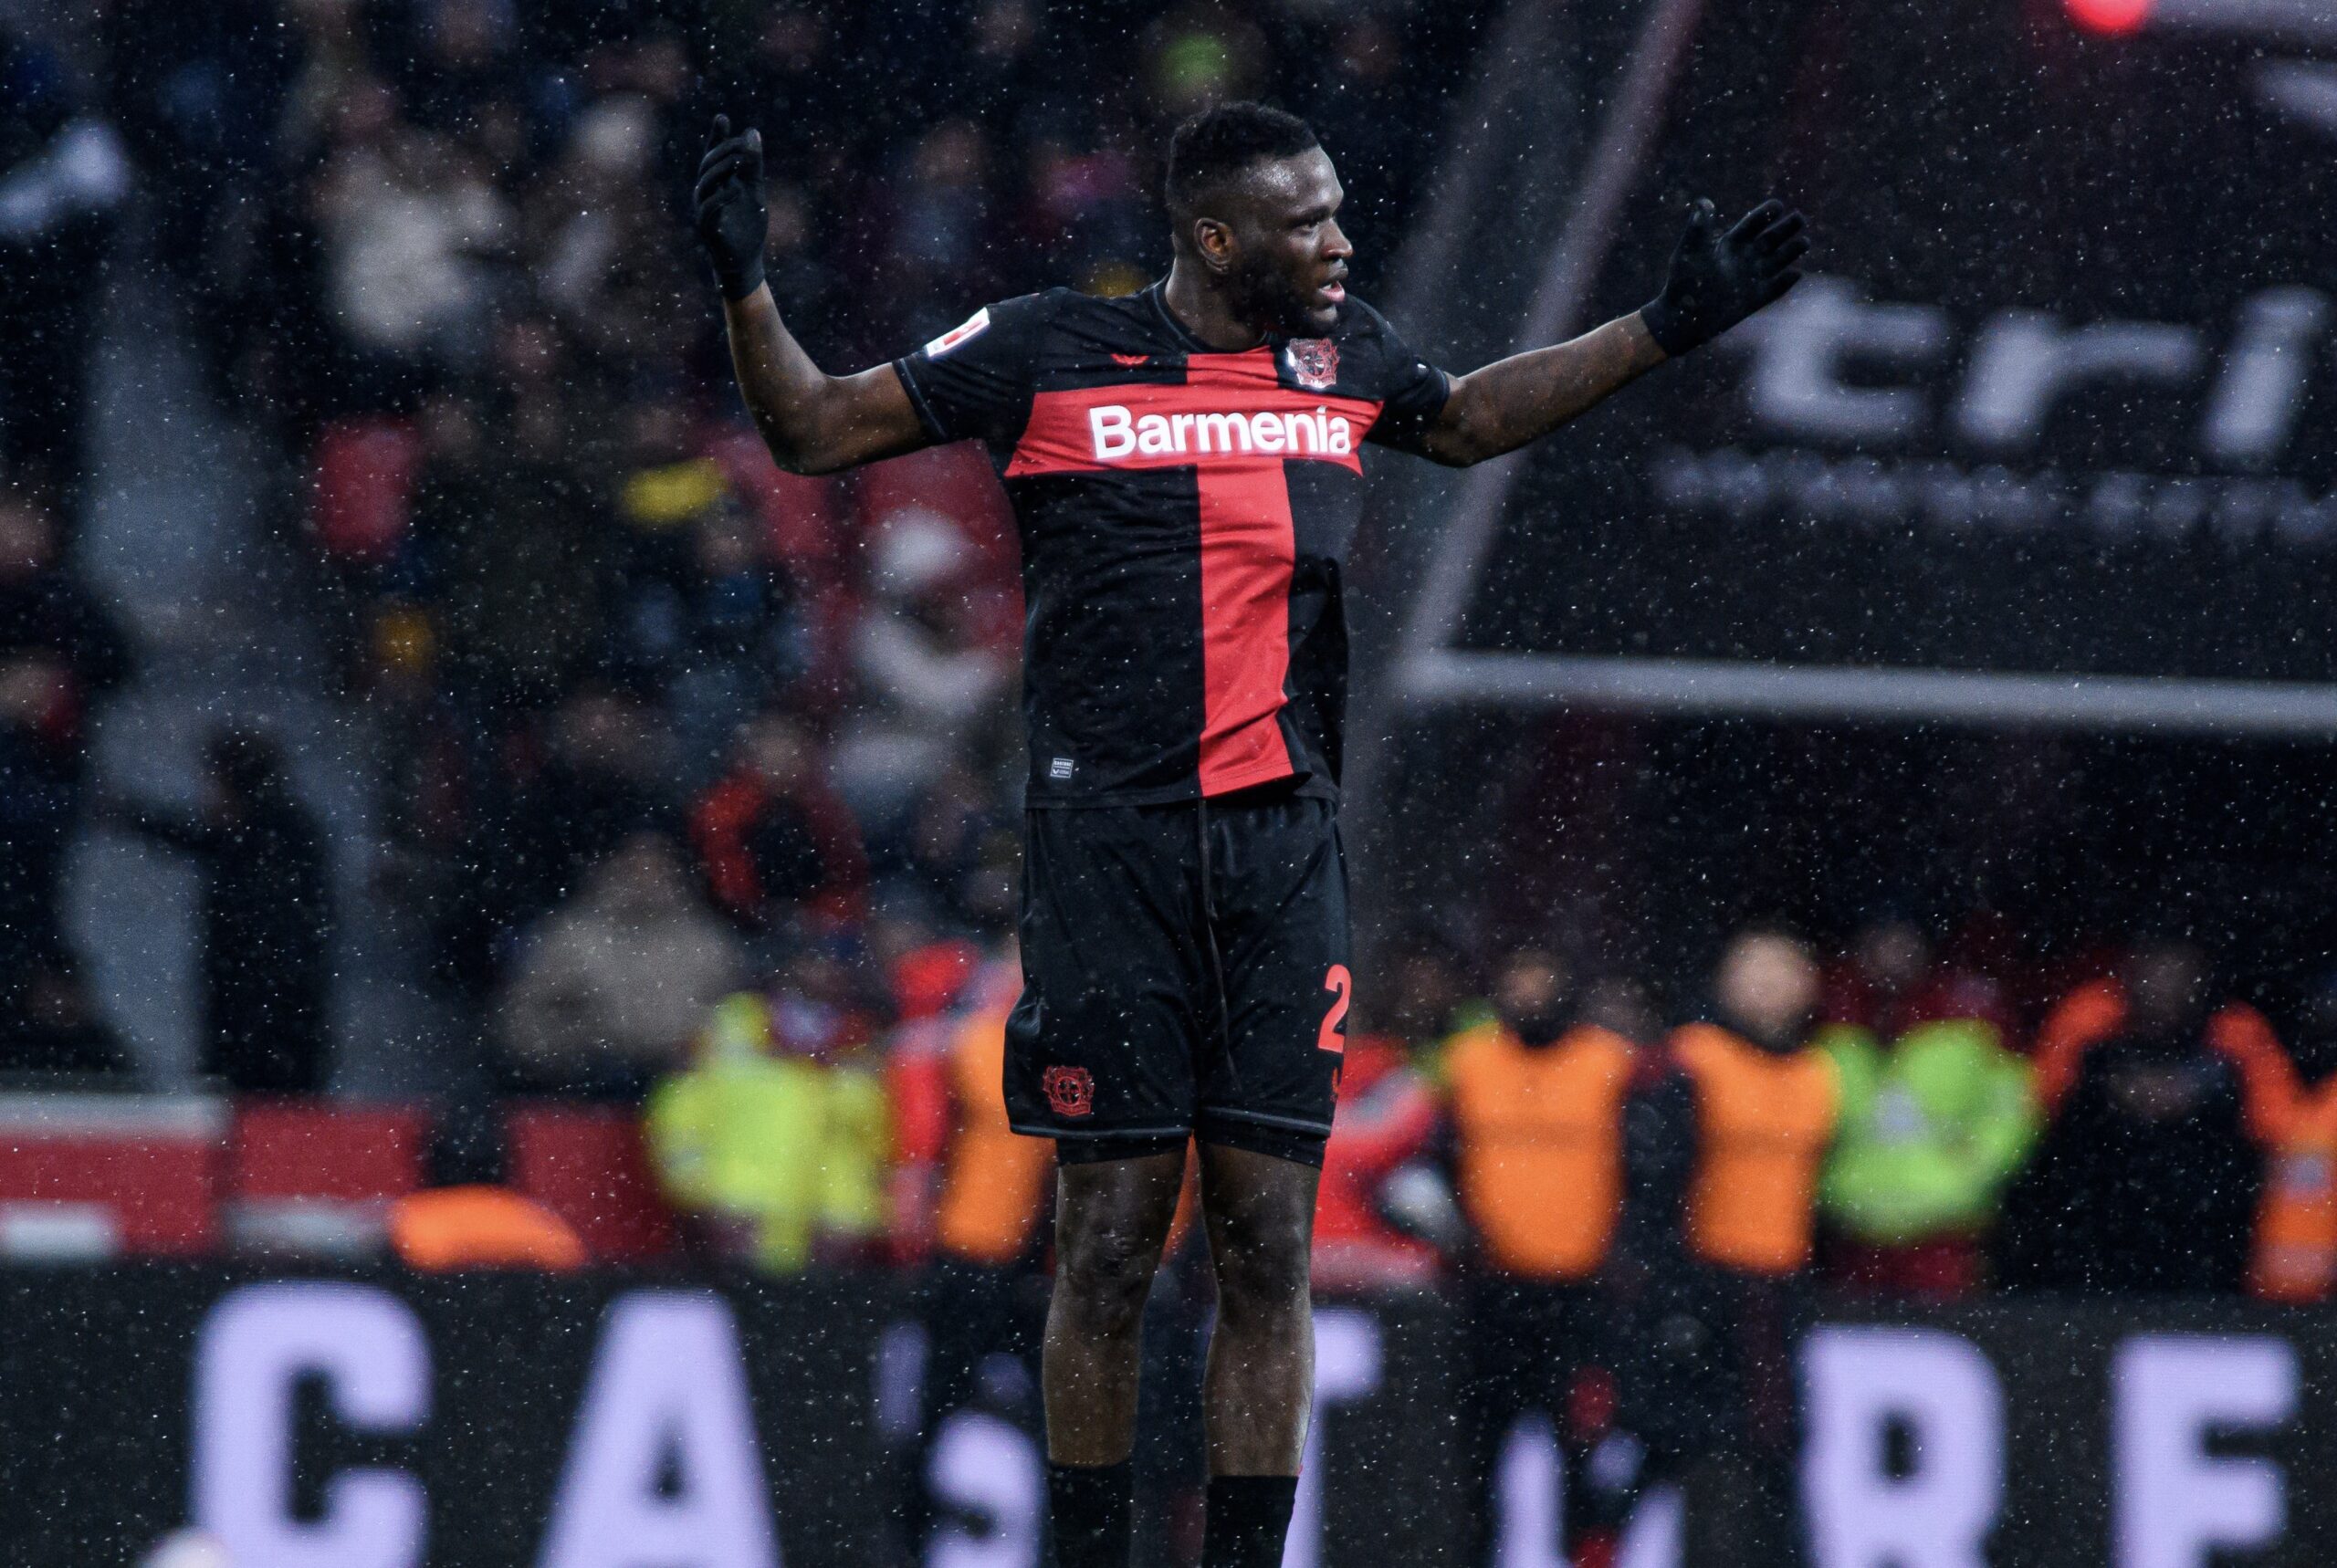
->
xmin=1210 ymin=1209 xmax=1312 ymax=1322
xmin=1057 ymin=1219 xmax=1162 ymax=1336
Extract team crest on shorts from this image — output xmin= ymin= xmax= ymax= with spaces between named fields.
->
xmin=1043 ymin=1065 xmax=1095 ymax=1118
xmin=1285 ymin=339 xmax=1338 ymax=392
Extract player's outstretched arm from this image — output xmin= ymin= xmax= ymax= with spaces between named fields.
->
xmin=695 ymin=117 xmax=928 ymax=476
xmin=1420 ymin=197 xmax=1808 ymax=466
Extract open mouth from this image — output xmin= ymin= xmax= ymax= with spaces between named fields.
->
xmin=1317 ymin=280 xmax=1347 ymax=306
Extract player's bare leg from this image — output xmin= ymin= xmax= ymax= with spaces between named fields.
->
xmin=1043 ymin=1146 xmax=1185 ymax=1568
xmin=1198 ymin=1141 xmax=1323 ymax=1566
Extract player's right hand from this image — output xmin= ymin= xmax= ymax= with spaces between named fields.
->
xmin=1639 ymin=196 xmax=1808 ymax=357
xmin=694 ymin=114 xmax=768 ymax=301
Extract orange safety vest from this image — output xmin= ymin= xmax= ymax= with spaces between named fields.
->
xmin=2033 ymin=980 xmax=2294 ymax=1145
xmin=935 ymin=1005 xmax=1055 ymax=1265
xmin=1446 ymin=1021 xmax=1636 ymax=1280
xmin=2252 ymin=1076 xmax=2337 ymax=1303
xmin=1673 ymin=1024 xmax=1839 ymax=1276
xmin=387 ymin=1186 xmax=589 ymax=1272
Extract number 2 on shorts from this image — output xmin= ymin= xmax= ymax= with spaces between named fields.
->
xmin=1316 ymin=964 xmax=1351 ymax=1055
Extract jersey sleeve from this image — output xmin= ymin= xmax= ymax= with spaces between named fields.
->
xmin=890 ymin=291 xmax=1055 ymax=448
xmin=1351 ymin=298 xmax=1452 ymax=456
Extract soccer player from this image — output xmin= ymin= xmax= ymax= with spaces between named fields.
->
xmin=694 ymin=100 xmax=1806 ymax=1568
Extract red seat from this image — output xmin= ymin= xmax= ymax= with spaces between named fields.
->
xmin=0 ymin=1095 xmax=225 ymax=1258
xmin=701 ymin=424 xmax=847 ymax=580
xmin=309 ymin=416 xmax=421 ymax=563
xmin=854 ymin=442 xmax=1016 ymax=570
xmin=228 ymin=1101 xmax=426 ymax=1201
xmin=224 ymin=1101 xmax=427 ymax=1258
xmin=506 ymin=1103 xmax=678 ymax=1262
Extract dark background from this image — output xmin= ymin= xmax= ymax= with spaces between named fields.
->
xmin=1364 ymin=0 xmax=2337 ymax=1011
xmin=1465 ymin=0 xmax=2337 ymax=680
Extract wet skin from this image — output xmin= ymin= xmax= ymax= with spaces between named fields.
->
xmin=1043 ymin=1141 xmax=1322 ymax=1476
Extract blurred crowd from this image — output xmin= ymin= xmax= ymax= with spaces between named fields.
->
xmin=612 ymin=914 xmax=2337 ymax=1309
xmin=5 ymin=0 xmax=2330 ymax=1310
xmin=355 ymin=915 xmax=2337 ymax=1566
xmin=0 ymin=0 xmax=1485 ymax=1082
xmin=5 ymin=0 xmax=2329 ymax=1289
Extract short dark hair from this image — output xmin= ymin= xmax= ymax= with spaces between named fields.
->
xmin=1163 ymin=101 xmax=1320 ymax=225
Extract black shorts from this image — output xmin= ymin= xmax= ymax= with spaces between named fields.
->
xmin=1005 ymin=784 xmax=1350 ymax=1167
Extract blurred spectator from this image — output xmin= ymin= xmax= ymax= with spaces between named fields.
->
xmin=709 ymin=6 xmax=849 ymax=172
xmin=868 ymin=911 xmax=980 ymax=1032
xmin=1383 ymin=936 xmax=1473 ymax=1051
xmin=755 ymin=174 xmax=848 ymax=350
xmin=874 ymin=758 xmax=1012 ymax=933
xmin=389 ymin=0 xmax=529 ymax=140
xmin=103 ymin=0 xmax=297 ymax=328
xmin=2029 ymin=936 xmax=2292 ymax=1139
xmin=689 ymin=711 xmax=868 ymax=934
xmin=0 ymin=954 xmax=131 ymax=1079
xmin=497 ymin=830 xmax=745 ymax=1099
xmin=140 ymin=1530 xmax=234 ymax=1568
xmin=0 ymin=654 xmax=82 ymax=986
xmin=1018 ymin=135 xmax=1150 ymax=298
xmin=392 ymin=386 xmax=493 ymax=612
xmin=0 ymin=24 xmax=129 ymax=496
xmin=1310 ymin=1012 xmax=1442 ymax=1295
xmin=310 ymin=89 xmax=511 ymax=387
xmin=953 ymin=0 xmax=1045 ymax=142
xmin=1580 ymin=972 xmax=1663 ymax=1048
xmin=613 ymin=490 xmax=806 ymax=789
xmin=109 ymin=731 xmax=333 ymax=1092
xmin=1295 ymin=12 xmax=1411 ymax=254
xmin=888 ymin=946 xmax=1040 ymax=1265
xmin=644 ymin=967 xmax=891 ymax=1272
xmin=1816 ymin=988 xmax=2038 ymax=1300
xmin=0 ymin=490 xmax=131 ymax=986
xmin=429 ymin=345 xmax=618 ymax=705
xmin=2001 ymin=939 xmax=2277 ymax=1295
xmin=888 ymin=948 xmax=1051 ymax=1545
xmin=881 ymin=119 xmax=1004 ymax=343
xmin=0 ymin=489 xmax=131 ymax=698
xmin=1618 ymin=930 xmax=1838 ymax=1568
xmin=2252 ymin=972 xmax=2337 ymax=1303
xmin=1142 ymin=5 xmax=1271 ymax=125
xmin=1443 ymin=947 xmax=1641 ymax=1565
xmin=445 ymin=685 xmax=667 ymax=995
xmin=387 ymin=1099 xmax=588 ymax=1272
xmin=1821 ymin=915 xmax=2017 ymax=1040
xmin=1822 ymin=915 xmax=1932 ymax=1033
xmin=837 ymin=513 xmax=1012 ymax=818
xmin=534 ymin=94 xmax=697 ymax=382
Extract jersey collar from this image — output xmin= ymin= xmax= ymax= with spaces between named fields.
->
xmin=1146 ymin=279 xmax=1270 ymax=357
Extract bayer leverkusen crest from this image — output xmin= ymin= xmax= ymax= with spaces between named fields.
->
xmin=1285 ymin=339 xmax=1338 ymax=392
xmin=1042 ymin=1065 xmax=1094 ymax=1118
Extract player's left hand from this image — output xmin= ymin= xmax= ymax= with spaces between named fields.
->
xmin=1640 ymin=197 xmax=1808 ymax=357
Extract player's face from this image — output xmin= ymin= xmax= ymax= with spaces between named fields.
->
xmin=1226 ymin=149 xmax=1352 ymax=337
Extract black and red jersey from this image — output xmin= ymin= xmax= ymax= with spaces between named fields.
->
xmin=892 ymin=281 xmax=1450 ymax=807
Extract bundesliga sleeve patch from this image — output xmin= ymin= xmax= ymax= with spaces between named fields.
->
xmin=924 ymin=308 xmax=991 ymax=358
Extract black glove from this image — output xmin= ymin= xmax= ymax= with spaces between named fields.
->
xmin=1640 ymin=197 xmax=1808 ymax=357
xmin=694 ymin=114 xmax=767 ymax=301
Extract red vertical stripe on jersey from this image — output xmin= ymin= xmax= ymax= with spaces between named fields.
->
xmin=997 ymin=346 xmax=1378 ymax=796
xmin=1197 ymin=456 xmax=1299 ymax=794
